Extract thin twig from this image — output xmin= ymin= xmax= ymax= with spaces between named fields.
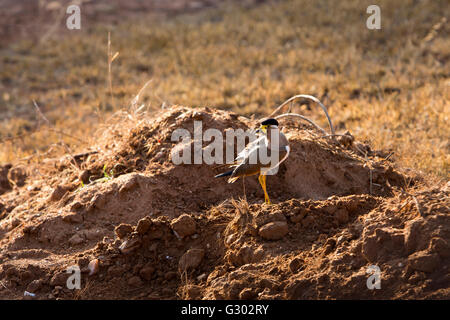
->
xmin=320 ymin=133 xmax=351 ymax=139
xmin=384 ymin=152 xmax=395 ymax=161
xmin=268 ymin=94 xmax=335 ymax=135
xmin=412 ymin=195 xmax=424 ymax=217
xmin=131 ymin=79 xmax=153 ymax=110
xmin=275 ymin=113 xmax=328 ymax=135
xmin=107 ymin=32 xmax=119 ymax=113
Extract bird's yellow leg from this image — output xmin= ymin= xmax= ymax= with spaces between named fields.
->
xmin=258 ymin=174 xmax=271 ymax=204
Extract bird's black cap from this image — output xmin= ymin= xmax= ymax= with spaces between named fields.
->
xmin=261 ymin=118 xmax=279 ymax=126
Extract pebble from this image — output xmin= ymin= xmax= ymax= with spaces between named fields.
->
xmin=171 ymin=214 xmax=196 ymax=238
xmin=259 ymin=221 xmax=289 ymax=240
xmin=178 ymin=249 xmax=205 ymax=272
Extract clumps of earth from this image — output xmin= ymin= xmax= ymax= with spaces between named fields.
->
xmin=0 ymin=106 xmax=448 ymax=299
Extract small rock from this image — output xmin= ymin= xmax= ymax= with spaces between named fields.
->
xmin=408 ymin=251 xmax=440 ymax=273
xmin=49 ymin=185 xmax=69 ymax=202
xmin=337 ymin=131 xmax=354 ymax=147
xmin=239 ymin=288 xmax=257 ymax=300
xmin=119 ymin=174 xmax=140 ymax=195
xmin=26 ymin=279 xmax=43 ymax=293
xmin=139 ymin=264 xmax=155 ymax=280
xmin=90 ymin=193 xmax=107 ymax=210
xmin=88 ymin=259 xmax=99 ymax=276
xmin=259 ymin=221 xmax=289 ymax=240
xmin=7 ymin=166 xmax=27 ymax=187
xmin=290 ymin=208 xmax=308 ymax=223
xmin=429 ymin=237 xmax=450 ymax=258
xmin=119 ymin=233 xmax=142 ymax=254
xmin=114 ymin=223 xmax=133 ymax=239
xmin=128 ymin=276 xmax=143 ymax=287
xmin=136 ymin=217 xmax=152 ymax=235
xmin=83 ymin=229 xmax=101 ymax=241
xmin=77 ymin=257 xmax=90 ymax=269
xmin=179 ymin=249 xmax=205 ymax=272
xmin=231 ymin=244 xmax=264 ymax=265
xmin=62 ymin=212 xmax=83 ymax=224
xmin=164 ymin=271 xmax=178 ymax=280
xmin=171 ymin=214 xmax=196 ymax=238
xmin=68 ymin=233 xmax=84 ymax=245
xmin=50 ymin=272 xmax=69 ymax=287
xmin=289 ymin=258 xmax=303 ymax=273
xmin=70 ymin=201 xmax=83 ymax=211
xmin=362 ymin=227 xmax=405 ymax=262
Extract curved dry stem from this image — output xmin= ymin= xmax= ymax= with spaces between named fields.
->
xmin=268 ymin=94 xmax=335 ymax=135
xmin=275 ymin=113 xmax=328 ymax=135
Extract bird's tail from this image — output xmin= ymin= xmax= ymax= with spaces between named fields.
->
xmin=214 ymin=170 xmax=233 ymax=178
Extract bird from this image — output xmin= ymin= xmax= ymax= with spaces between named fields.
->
xmin=215 ymin=118 xmax=290 ymax=204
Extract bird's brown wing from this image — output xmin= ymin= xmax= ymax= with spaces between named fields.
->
xmin=227 ymin=144 xmax=264 ymax=183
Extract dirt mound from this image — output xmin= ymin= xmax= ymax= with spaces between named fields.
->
xmin=0 ymin=106 xmax=448 ymax=300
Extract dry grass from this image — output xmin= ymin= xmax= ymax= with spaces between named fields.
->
xmin=0 ymin=0 xmax=448 ymax=179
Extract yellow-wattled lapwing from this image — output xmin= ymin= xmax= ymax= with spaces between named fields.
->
xmin=215 ymin=118 xmax=290 ymax=204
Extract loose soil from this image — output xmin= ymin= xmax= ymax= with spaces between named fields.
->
xmin=0 ymin=106 xmax=448 ymax=299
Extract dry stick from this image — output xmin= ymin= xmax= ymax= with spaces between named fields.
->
xmin=107 ymin=32 xmax=113 ymax=110
xmin=0 ymin=280 xmax=13 ymax=294
xmin=384 ymin=152 xmax=395 ymax=161
xmin=319 ymin=133 xmax=351 ymax=139
xmin=130 ymin=79 xmax=153 ymax=112
xmin=275 ymin=113 xmax=328 ymax=136
xmin=412 ymin=195 xmax=424 ymax=217
xmin=363 ymin=152 xmax=374 ymax=195
xmin=268 ymin=94 xmax=335 ymax=136
xmin=107 ymin=32 xmax=119 ymax=114
xmin=398 ymin=188 xmax=424 ymax=217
